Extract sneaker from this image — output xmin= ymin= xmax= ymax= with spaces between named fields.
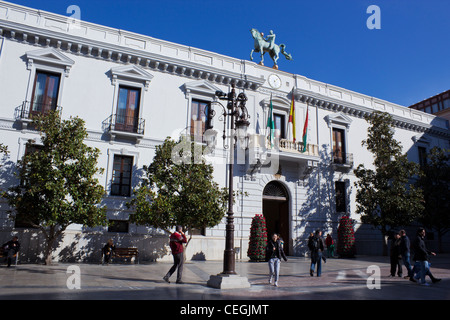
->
xmin=176 ymin=280 xmax=184 ymax=284
xmin=163 ymin=276 xmax=170 ymax=283
xmin=274 ymin=282 xmax=278 ymax=287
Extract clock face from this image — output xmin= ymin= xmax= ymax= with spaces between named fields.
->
xmin=268 ymin=74 xmax=281 ymax=89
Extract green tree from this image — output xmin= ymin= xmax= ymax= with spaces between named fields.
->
xmin=416 ymin=147 xmax=450 ymax=252
xmin=354 ymin=111 xmax=424 ymax=255
xmin=3 ymin=112 xmax=107 ymax=265
xmin=127 ymin=137 xmax=228 ymax=243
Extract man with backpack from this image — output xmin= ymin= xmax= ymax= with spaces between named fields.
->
xmin=308 ymin=230 xmax=325 ymax=277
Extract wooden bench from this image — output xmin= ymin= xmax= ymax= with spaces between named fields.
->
xmin=102 ymin=247 xmax=139 ymax=264
xmin=0 ymin=247 xmax=19 ymax=266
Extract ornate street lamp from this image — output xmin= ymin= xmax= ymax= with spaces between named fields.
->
xmin=206 ymin=83 xmax=251 ymax=289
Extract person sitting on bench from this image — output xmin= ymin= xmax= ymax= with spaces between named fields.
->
xmin=2 ymin=236 xmax=20 ymax=267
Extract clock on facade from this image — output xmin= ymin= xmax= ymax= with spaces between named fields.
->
xmin=268 ymin=74 xmax=282 ymax=89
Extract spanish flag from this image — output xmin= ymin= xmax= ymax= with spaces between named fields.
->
xmin=287 ymin=91 xmax=296 ymax=143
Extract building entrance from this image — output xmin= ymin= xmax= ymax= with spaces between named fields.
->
xmin=262 ymin=181 xmax=290 ymax=255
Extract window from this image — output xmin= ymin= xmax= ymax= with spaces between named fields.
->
xmin=115 ymin=86 xmax=141 ymax=133
xmin=418 ymin=146 xmax=427 ymax=168
xmin=111 ymin=155 xmax=133 ymax=197
xmin=332 ymin=128 xmax=346 ymax=164
xmin=30 ymin=70 xmax=61 ymax=117
xmin=108 ymin=220 xmax=129 ymax=233
xmin=190 ymin=99 xmax=212 ymax=141
xmin=274 ymin=114 xmax=285 ymax=139
xmin=335 ymin=181 xmax=346 ymax=213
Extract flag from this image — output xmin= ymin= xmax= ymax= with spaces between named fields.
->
xmin=266 ymin=95 xmax=275 ymax=147
xmin=301 ymin=105 xmax=308 ymax=153
xmin=287 ymin=91 xmax=296 ymax=143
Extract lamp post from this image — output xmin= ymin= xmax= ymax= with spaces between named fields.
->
xmin=207 ymin=83 xmax=251 ymax=288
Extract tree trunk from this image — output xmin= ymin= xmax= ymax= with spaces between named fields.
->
xmin=44 ymin=236 xmax=55 ymax=265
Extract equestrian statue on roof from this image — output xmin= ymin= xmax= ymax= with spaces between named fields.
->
xmin=250 ymin=28 xmax=293 ymax=69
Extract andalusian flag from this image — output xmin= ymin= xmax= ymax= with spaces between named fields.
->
xmin=266 ymin=95 xmax=275 ymax=147
xmin=287 ymin=91 xmax=296 ymax=142
xmin=301 ymin=105 xmax=309 ymax=153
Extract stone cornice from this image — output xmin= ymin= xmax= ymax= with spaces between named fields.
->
xmin=294 ymin=88 xmax=450 ymax=138
xmin=0 ymin=1 xmax=265 ymax=90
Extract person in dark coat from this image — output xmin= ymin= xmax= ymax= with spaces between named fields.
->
xmin=308 ymin=230 xmax=325 ymax=277
xmin=389 ymin=233 xmax=403 ymax=277
xmin=102 ymin=239 xmax=115 ymax=265
xmin=266 ymin=233 xmax=287 ymax=287
xmin=399 ymin=230 xmax=415 ymax=282
xmin=2 ymin=236 xmax=20 ymax=267
xmin=412 ymin=228 xmax=440 ymax=285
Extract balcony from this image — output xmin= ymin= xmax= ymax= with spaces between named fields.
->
xmin=102 ymin=114 xmax=145 ymax=143
xmin=248 ymin=134 xmax=319 ymax=162
xmin=331 ymin=152 xmax=354 ymax=171
xmin=15 ymin=101 xmax=62 ymax=129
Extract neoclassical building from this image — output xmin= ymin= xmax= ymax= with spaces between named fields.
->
xmin=0 ymin=1 xmax=448 ymax=262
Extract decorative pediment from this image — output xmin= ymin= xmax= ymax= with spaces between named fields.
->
xmin=183 ymin=80 xmax=221 ymax=97
xmin=262 ymin=95 xmax=291 ymax=108
xmin=110 ymin=65 xmax=154 ymax=90
xmin=324 ymin=112 xmax=352 ymax=128
xmin=25 ymin=48 xmax=74 ymax=76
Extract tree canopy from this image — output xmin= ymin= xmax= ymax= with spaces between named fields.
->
xmin=127 ymin=137 xmax=228 ymax=237
xmin=354 ymin=111 xmax=424 ymax=250
xmin=3 ymin=111 xmax=107 ymax=264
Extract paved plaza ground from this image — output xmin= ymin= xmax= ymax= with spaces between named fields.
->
xmin=1 ymin=254 xmax=448 ymax=302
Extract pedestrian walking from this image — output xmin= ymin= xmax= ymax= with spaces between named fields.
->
xmin=266 ymin=233 xmax=287 ymax=287
xmin=389 ymin=232 xmax=403 ymax=277
xmin=2 ymin=236 xmax=20 ymax=267
xmin=325 ymin=234 xmax=335 ymax=258
xmin=399 ymin=230 xmax=415 ymax=282
xmin=412 ymin=227 xmax=441 ymax=285
xmin=308 ymin=230 xmax=325 ymax=277
xmin=163 ymin=226 xmax=187 ymax=284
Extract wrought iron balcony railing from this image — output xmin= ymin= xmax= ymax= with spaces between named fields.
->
xmin=103 ymin=114 xmax=145 ymax=135
xmin=15 ymin=101 xmax=62 ymax=120
xmin=331 ymin=151 xmax=354 ymax=167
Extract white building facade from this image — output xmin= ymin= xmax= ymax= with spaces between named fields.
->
xmin=1 ymin=1 xmax=449 ymax=263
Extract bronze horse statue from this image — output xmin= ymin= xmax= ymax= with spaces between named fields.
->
xmin=250 ymin=28 xmax=293 ymax=69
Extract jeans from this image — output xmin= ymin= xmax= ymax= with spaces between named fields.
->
xmin=402 ymin=252 xmax=413 ymax=278
xmin=418 ymin=260 xmax=429 ymax=284
xmin=268 ymin=258 xmax=281 ymax=283
xmin=310 ymin=251 xmax=322 ymax=276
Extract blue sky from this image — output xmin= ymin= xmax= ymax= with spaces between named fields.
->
xmin=6 ymin=0 xmax=450 ymax=107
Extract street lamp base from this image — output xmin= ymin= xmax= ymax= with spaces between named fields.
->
xmin=207 ymin=273 xmax=251 ymax=289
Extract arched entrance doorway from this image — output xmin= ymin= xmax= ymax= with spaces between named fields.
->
xmin=263 ymin=181 xmax=290 ymax=255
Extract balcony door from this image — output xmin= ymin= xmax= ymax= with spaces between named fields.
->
xmin=332 ymin=128 xmax=346 ymax=164
xmin=115 ymin=86 xmax=140 ymax=133
xmin=30 ymin=71 xmax=61 ymax=117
